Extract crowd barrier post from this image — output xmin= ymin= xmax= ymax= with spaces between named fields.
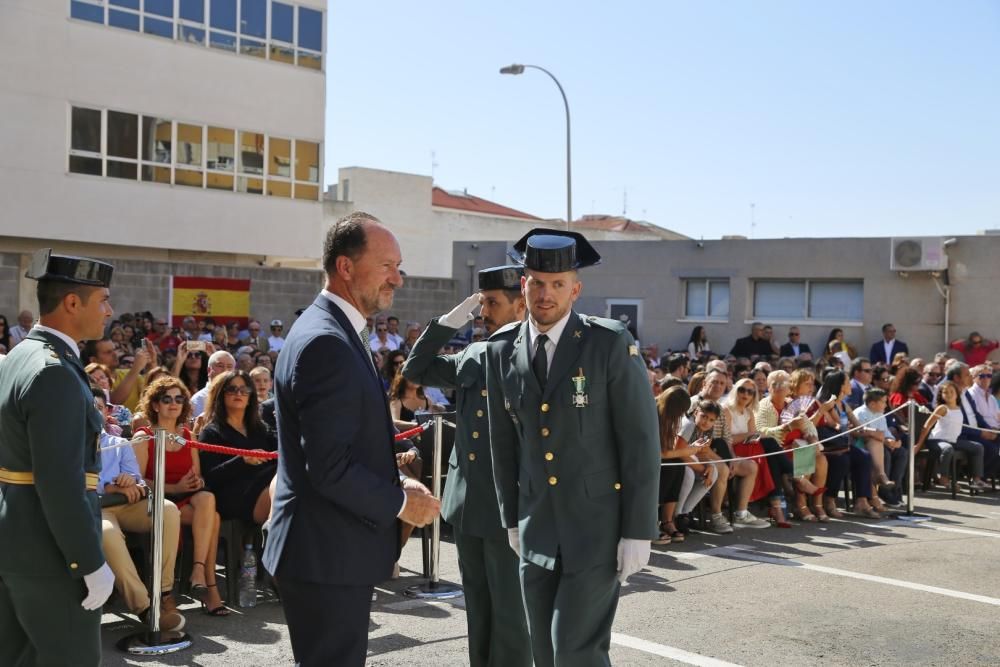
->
xmin=117 ymin=428 xmax=193 ymax=655
xmin=404 ymin=413 xmax=463 ymax=600
xmin=906 ymin=400 xmax=916 ymax=516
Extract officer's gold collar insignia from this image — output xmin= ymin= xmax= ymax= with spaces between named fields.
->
xmin=573 ymin=330 xmax=582 ymax=339
xmin=628 ymin=345 xmax=639 ymax=357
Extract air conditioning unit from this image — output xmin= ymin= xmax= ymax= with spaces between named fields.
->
xmin=890 ymin=237 xmax=948 ymax=271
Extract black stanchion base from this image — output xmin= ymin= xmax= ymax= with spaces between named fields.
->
xmin=403 ymin=581 xmax=464 ymax=600
xmin=116 ymin=630 xmax=193 ymax=656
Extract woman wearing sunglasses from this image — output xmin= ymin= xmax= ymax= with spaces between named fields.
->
xmin=134 ymin=376 xmax=226 ymax=615
xmin=197 ymin=371 xmax=278 ymax=531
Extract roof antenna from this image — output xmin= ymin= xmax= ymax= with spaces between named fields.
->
xmin=431 ymin=150 xmax=439 ymax=181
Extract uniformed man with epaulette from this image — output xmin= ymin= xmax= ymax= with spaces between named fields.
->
xmin=0 ymin=249 xmax=117 ymax=666
xmin=485 ymin=229 xmax=661 ymax=667
xmin=402 ymin=265 xmax=532 ymax=667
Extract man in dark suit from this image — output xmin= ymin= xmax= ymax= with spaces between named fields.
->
xmin=0 ymin=250 xmax=116 ymax=666
xmin=263 ymin=212 xmax=441 ymax=666
xmin=403 ymin=265 xmax=532 ymax=667
xmin=779 ymin=327 xmax=812 ymax=358
xmin=869 ymin=323 xmax=909 ymax=365
xmin=486 ymin=230 xmax=660 ymax=666
xmin=730 ymin=322 xmax=775 ymax=359
xmin=846 ymin=357 xmax=873 ymax=409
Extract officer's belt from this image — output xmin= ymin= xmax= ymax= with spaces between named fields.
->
xmin=0 ymin=467 xmax=99 ymax=491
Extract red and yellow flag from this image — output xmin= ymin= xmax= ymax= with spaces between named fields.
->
xmin=170 ymin=276 xmax=251 ymax=328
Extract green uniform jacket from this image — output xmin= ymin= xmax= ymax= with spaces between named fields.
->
xmin=485 ymin=311 xmax=660 ymax=573
xmin=0 ymin=330 xmax=105 ymax=578
xmin=402 ymin=319 xmax=504 ymax=541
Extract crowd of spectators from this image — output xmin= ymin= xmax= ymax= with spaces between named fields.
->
xmin=645 ymin=322 xmax=1000 ymax=545
xmin=3 ymin=305 xmax=1000 ymax=624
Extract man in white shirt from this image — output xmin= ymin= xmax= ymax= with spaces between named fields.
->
xmin=369 ymin=317 xmax=399 ymax=354
xmin=190 ymin=350 xmax=236 ymax=418
xmin=969 ymin=364 xmax=1000 ymax=429
xmin=8 ymin=310 xmax=33 ymax=348
xmin=267 ymin=319 xmax=285 ymax=353
xmin=385 ymin=316 xmax=404 ymax=348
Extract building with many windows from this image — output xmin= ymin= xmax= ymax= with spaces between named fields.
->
xmin=0 ymin=0 xmax=327 ymax=318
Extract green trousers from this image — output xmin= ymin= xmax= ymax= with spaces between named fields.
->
xmin=0 ymin=572 xmax=101 ymax=666
xmin=454 ymin=529 xmax=532 ymax=667
xmin=520 ymin=557 xmax=621 ymax=667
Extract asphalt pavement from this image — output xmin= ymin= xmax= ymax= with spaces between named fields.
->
xmin=100 ymin=487 xmax=1000 ymax=666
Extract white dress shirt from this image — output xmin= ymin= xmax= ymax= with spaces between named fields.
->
xmin=883 ymin=339 xmax=895 ymax=362
xmin=528 ymin=310 xmax=573 ymax=375
xmin=969 ymin=384 xmax=1000 ymax=429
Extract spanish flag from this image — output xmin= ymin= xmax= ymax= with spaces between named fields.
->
xmin=170 ymin=276 xmax=251 ymax=328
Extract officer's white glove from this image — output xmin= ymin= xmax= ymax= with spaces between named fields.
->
xmin=507 ymin=527 xmax=521 ymax=555
xmin=616 ymin=538 xmax=650 ymax=584
xmin=439 ymin=294 xmax=481 ymax=329
xmin=81 ymin=562 xmax=115 ymax=611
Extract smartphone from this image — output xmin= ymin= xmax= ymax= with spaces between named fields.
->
xmin=187 ymin=340 xmax=206 ymax=353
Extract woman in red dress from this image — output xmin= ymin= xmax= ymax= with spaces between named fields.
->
xmin=134 ymin=376 xmax=227 ymax=615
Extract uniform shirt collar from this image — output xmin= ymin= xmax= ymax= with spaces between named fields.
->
xmin=32 ymin=324 xmax=80 ymax=358
xmin=321 ymin=289 xmax=368 ymax=336
xmin=528 ymin=309 xmax=573 ymax=349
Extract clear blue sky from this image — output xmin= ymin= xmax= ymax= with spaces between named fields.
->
xmin=325 ymin=1 xmax=1000 ymax=239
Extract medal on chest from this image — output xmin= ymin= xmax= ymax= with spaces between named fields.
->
xmin=571 ymin=367 xmax=589 ymax=408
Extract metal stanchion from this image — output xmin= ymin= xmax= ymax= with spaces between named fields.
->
xmin=118 ymin=429 xmax=193 ymax=655
xmin=404 ymin=414 xmax=463 ymax=600
xmin=900 ymin=400 xmax=930 ymax=523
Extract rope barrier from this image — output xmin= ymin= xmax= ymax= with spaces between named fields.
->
xmin=659 ymin=400 xmax=912 ymax=467
xmin=105 ymin=421 xmax=434 ymax=458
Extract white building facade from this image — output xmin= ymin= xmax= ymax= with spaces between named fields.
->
xmin=0 ymin=0 xmax=328 ymax=310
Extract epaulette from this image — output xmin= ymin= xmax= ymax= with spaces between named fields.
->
xmin=583 ymin=315 xmax=626 ymax=334
xmin=488 ymin=321 xmax=520 ymax=340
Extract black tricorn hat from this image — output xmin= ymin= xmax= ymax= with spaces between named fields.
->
xmin=25 ymin=249 xmax=113 ymax=287
xmin=478 ymin=265 xmax=524 ymax=291
xmin=508 ymin=228 xmax=601 ymax=272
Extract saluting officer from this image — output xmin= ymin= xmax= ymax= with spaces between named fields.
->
xmin=402 ymin=265 xmax=532 ymax=667
xmin=485 ymin=230 xmax=660 ymax=667
xmin=0 ymin=249 xmax=116 ymax=666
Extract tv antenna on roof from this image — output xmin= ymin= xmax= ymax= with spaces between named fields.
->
xmin=431 ymin=151 xmax=439 ymax=181
xmin=750 ymin=202 xmax=756 ymax=239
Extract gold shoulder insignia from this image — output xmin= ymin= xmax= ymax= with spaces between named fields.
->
xmin=629 ymin=345 xmax=639 ymax=357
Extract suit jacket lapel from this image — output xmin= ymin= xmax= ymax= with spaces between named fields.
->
xmin=511 ymin=320 xmax=541 ymax=395
xmin=312 ymin=295 xmax=376 ymax=377
xmin=543 ymin=313 xmax=585 ymax=402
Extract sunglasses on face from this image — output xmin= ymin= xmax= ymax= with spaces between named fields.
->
xmin=224 ymin=386 xmax=252 ymax=396
xmin=158 ymin=394 xmax=185 ymax=405
xmin=979 ymin=374 xmax=993 ymax=379
xmin=377 ymin=327 xmax=387 ymax=333
xmin=736 ymin=386 xmax=756 ymax=396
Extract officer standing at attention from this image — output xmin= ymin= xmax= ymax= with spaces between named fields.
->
xmin=0 ymin=249 xmax=117 ymax=666
xmin=402 ymin=265 xmax=532 ymax=667
xmin=485 ymin=230 xmax=660 ymax=667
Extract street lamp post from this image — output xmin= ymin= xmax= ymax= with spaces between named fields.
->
xmin=500 ymin=63 xmax=572 ymax=230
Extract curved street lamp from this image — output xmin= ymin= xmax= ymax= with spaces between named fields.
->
xmin=500 ymin=63 xmax=572 ymax=230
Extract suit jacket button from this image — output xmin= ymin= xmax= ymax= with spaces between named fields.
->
xmin=472 ymin=431 xmax=480 ymax=439
xmin=548 ymin=476 xmax=558 ymax=486
xmin=476 ymin=409 xmax=484 ymax=418
xmin=544 ymin=452 xmax=554 ymax=461
xmin=541 ymin=403 xmax=550 ymax=413
xmin=614 ymin=482 xmax=622 ymax=490
xmin=468 ymin=453 xmax=476 ymax=461
xmin=540 ymin=427 xmax=550 ymax=437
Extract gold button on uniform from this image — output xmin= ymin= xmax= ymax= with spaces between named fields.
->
xmin=541 ymin=427 xmax=550 ymax=437
xmin=481 ymin=389 xmax=487 ymax=397
xmin=472 ymin=431 xmax=480 ymax=439
xmin=614 ymin=482 xmax=622 ymax=490
xmin=69 ymin=563 xmax=78 ymax=570
xmin=476 ymin=409 xmax=484 ymax=417
xmin=548 ymin=476 xmax=558 ymax=486
xmin=544 ymin=452 xmax=554 ymax=461
xmin=468 ymin=453 xmax=477 ymax=461
xmin=541 ymin=403 xmax=550 ymax=413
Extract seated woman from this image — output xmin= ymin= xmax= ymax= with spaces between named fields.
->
xmin=815 ymin=371 xmax=880 ymax=518
xmin=381 ymin=350 xmax=408 ymax=393
xmin=172 ymin=341 xmax=211 ymax=396
xmin=826 ymin=328 xmax=857 ymax=362
xmin=889 ymin=367 xmax=928 ymax=408
xmin=134 ymin=376 xmax=226 ymax=615
xmin=388 ymin=372 xmax=432 ymax=480
xmin=86 ymin=362 xmax=132 ymax=436
xmin=724 ymin=378 xmax=790 ymax=526
xmin=915 ymin=380 xmax=988 ymax=491
xmin=779 ymin=369 xmax=832 ymax=521
xmin=197 ymin=370 xmax=278 ymax=527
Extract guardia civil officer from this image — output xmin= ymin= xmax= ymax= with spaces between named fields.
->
xmin=0 ymin=249 xmax=116 ymax=666
xmin=402 ymin=265 xmax=532 ymax=667
xmin=485 ymin=230 xmax=660 ymax=667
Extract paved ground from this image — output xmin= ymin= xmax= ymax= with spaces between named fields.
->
xmin=100 ymin=487 xmax=1000 ymax=666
